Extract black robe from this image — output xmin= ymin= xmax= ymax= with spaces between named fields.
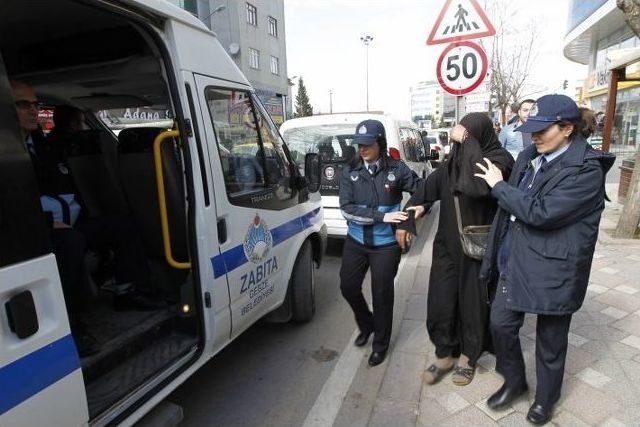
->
xmin=408 ymin=113 xmax=514 ymax=364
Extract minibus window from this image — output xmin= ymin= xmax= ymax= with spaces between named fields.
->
xmin=252 ymin=95 xmax=294 ymax=201
xmin=205 ymin=88 xmax=265 ymax=197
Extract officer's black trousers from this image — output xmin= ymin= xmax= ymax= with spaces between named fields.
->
xmin=340 ymin=237 xmax=401 ymax=353
xmin=490 ymin=284 xmax=572 ymax=407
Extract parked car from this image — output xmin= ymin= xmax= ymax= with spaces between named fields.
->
xmin=281 ymin=113 xmax=436 ymax=237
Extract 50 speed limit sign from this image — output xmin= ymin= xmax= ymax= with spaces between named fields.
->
xmin=436 ymin=40 xmax=488 ymax=96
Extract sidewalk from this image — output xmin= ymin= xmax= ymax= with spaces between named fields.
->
xmin=365 ymin=188 xmax=640 ymax=426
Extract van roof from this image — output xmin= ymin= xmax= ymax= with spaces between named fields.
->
xmin=280 ymin=113 xmax=421 ymax=134
xmin=122 ymin=0 xmax=211 ymax=33
xmin=280 ymin=112 xmax=415 ymax=132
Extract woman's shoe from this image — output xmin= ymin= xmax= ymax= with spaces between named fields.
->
xmin=422 ymin=357 xmax=454 ymax=385
xmin=451 ymin=365 xmax=476 ymax=386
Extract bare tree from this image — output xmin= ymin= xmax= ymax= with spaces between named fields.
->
xmin=615 ymin=0 xmax=640 ymax=238
xmin=484 ymin=0 xmax=538 ymax=124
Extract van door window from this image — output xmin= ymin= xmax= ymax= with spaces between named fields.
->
xmin=205 ymin=88 xmax=295 ymax=209
xmin=251 ymin=94 xmax=294 ymax=202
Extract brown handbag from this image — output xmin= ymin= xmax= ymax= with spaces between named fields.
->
xmin=453 ymin=196 xmax=491 ymax=260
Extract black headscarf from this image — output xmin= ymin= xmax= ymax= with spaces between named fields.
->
xmin=447 ymin=112 xmax=513 ymax=195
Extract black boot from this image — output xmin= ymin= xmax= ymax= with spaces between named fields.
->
xmin=487 ymin=382 xmax=528 ymax=410
xmin=527 ymin=403 xmax=553 ymax=425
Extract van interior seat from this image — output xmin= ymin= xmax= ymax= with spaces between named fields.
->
xmin=64 ymin=129 xmax=129 ymax=218
xmin=117 ymin=127 xmax=189 ymax=298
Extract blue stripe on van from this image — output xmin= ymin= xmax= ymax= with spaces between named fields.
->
xmin=0 ymin=334 xmax=80 ymax=415
xmin=211 ymin=208 xmax=321 ymax=279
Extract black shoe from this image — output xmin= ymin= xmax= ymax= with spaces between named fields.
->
xmin=487 ymin=382 xmax=528 ymax=411
xmin=368 ymin=350 xmax=387 ymax=366
xmin=113 ymin=292 xmax=166 ymax=311
xmin=354 ymin=330 xmax=373 ymax=347
xmin=527 ymin=403 xmax=552 ymax=425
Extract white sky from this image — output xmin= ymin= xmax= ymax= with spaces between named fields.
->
xmin=284 ymin=0 xmax=588 ymax=118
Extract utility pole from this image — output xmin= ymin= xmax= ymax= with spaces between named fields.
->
xmin=329 ymin=90 xmax=333 ymax=114
xmin=360 ymin=35 xmax=374 ymax=111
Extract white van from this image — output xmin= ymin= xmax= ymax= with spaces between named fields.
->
xmin=0 ymin=1 xmax=326 ymax=426
xmin=280 ymin=113 xmax=435 ymax=237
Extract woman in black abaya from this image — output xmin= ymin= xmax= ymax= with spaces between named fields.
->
xmin=405 ymin=113 xmax=514 ymax=386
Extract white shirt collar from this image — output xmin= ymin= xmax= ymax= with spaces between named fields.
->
xmin=364 ymin=158 xmax=380 ymax=169
xmin=531 ymin=142 xmax=571 ymax=171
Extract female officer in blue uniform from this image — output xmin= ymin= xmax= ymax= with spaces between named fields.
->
xmin=476 ymin=95 xmax=615 ymax=424
xmin=339 ymin=119 xmax=421 ymax=366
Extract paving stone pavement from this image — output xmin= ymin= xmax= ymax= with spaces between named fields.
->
xmin=367 ymin=193 xmax=640 ymax=426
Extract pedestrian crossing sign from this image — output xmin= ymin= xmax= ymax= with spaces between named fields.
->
xmin=426 ymin=0 xmax=496 ymax=46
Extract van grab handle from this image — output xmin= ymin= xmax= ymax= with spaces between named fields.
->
xmin=153 ymin=129 xmax=191 ymax=270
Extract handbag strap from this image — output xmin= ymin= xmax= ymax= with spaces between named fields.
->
xmin=453 ymin=195 xmax=465 ymax=235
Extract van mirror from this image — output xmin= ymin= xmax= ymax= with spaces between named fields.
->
xmin=305 ymin=153 xmax=321 ymax=193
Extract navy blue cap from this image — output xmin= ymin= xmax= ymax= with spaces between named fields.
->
xmin=353 ymin=119 xmax=386 ymax=146
xmin=515 ymin=94 xmax=581 ymax=134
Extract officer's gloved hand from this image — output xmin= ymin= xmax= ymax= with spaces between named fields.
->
xmin=383 ymin=211 xmax=408 ymax=223
xmin=406 ymin=205 xmax=426 ymax=219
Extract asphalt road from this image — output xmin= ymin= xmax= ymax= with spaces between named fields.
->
xmin=168 ymin=238 xmax=361 ymax=427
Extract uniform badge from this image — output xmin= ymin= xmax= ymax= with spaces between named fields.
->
xmin=58 ymin=163 xmax=69 ymax=174
xmin=324 ymin=166 xmax=335 ymax=180
xmin=358 ymin=125 xmax=367 ymax=134
xmin=350 ymin=171 xmax=359 ymax=181
xmin=529 ymin=103 xmax=538 ymax=117
xmin=387 ymin=172 xmax=396 ymax=182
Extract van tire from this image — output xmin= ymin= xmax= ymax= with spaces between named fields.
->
xmin=291 ymin=240 xmax=316 ymax=322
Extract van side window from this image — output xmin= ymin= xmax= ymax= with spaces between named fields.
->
xmin=205 ymin=88 xmax=265 ymax=197
xmin=205 ymin=87 xmax=296 ymax=209
xmin=251 ymin=94 xmax=294 ymax=201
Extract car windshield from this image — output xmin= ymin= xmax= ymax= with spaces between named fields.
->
xmin=425 ymin=137 xmax=437 ymax=145
xmin=282 ymin=124 xmax=357 ymax=165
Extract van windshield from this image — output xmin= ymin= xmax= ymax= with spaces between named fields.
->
xmin=282 ymin=124 xmax=356 ymax=165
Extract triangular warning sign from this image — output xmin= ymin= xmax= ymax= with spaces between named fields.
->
xmin=427 ymin=0 xmax=496 ymax=45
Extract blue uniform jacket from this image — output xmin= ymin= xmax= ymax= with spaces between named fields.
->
xmin=479 ymin=137 xmax=615 ymax=315
xmin=339 ymin=157 xmax=421 ymax=247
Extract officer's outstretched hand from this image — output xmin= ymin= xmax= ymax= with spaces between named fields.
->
xmin=474 ymin=157 xmax=503 ymax=188
xmin=384 ymin=211 xmax=409 ymax=223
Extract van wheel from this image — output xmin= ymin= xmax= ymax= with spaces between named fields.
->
xmin=291 ymin=240 xmax=316 ymax=322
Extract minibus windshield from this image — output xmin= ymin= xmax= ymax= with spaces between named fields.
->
xmin=282 ymin=124 xmax=356 ymax=165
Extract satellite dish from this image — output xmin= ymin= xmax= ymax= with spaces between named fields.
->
xmin=229 ymin=43 xmax=240 ymax=56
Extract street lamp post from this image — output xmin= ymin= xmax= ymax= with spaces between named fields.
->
xmin=329 ymin=90 xmax=333 ymax=114
xmin=203 ymin=4 xmax=226 ymax=28
xmin=360 ymin=35 xmax=373 ymax=112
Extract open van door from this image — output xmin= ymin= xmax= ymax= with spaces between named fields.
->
xmin=0 ymin=60 xmax=88 ymax=427
xmin=193 ymin=74 xmax=308 ymax=337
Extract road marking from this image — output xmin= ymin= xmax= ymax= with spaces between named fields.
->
xmin=301 ymin=329 xmax=365 ymax=427
xmin=302 ymin=209 xmax=437 ymax=427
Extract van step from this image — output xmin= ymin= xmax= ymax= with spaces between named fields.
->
xmin=80 ymin=304 xmax=177 ymax=383
xmin=86 ymin=331 xmax=198 ymax=418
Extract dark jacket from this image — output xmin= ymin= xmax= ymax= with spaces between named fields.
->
xmin=339 ymin=155 xmax=420 ymax=247
xmin=479 ymin=137 xmax=615 ymax=315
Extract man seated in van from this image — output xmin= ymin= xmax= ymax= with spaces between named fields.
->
xmin=11 ymin=81 xmax=163 ymax=325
